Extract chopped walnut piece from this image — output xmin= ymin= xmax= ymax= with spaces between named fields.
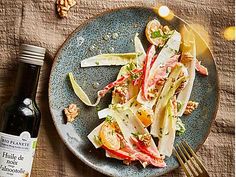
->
xmin=137 ymin=133 xmax=152 ymax=147
xmin=175 ymin=72 xmax=187 ymax=94
xmin=112 ymin=85 xmax=128 ymax=104
xmin=147 ymin=92 xmax=155 ymax=100
xmin=123 ymin=160 xmax=131 ymax=165
xmin=113 ymin=122 xmax=122 ymax=135
xmin=162 ymin=25 xmax=171 ymax=34
xmin=184 ymin=101 xmax=199 ymax=115
xmin=175 ymin=80 xmax=187 ymax=94
xmin=178 ymin=71 xmax=184 ymax=78
xmin=64 ymin=104 xmax=80 ymax=122
xmin=156 ymin=78 xmax=166 ymax=86
xmin=142 ymin=161 xmax=148 ymax=168
xmin=23 ymin=173 xmax=29 ymax=177
xmin=180 ymin=53 xmax=193 ymax=64
xmin=57 ymin=0 xmax=76 ymax=18
xmin=147 ymin=87 xmax=158 ymax=100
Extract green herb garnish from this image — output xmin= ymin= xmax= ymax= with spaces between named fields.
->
xmin=137 ymin=111 xmax=142 ymax=116
xmin=176 ymin=117 xmax=186 ymax=136
xmin=94 ymin=135 xmax=102 ymax=146
xmin=177 ymin=101 xmax=183 ymax=112
xmin=96 ymin=105 xmax=101 ymax=112
xmin=130 ymin=101 xmax=135 ymax=107
xmin=120 ymin=142 xmax=125 ymax=149
xmin=137 ymin=52 xmax=143 ymax=57
xmin=159 ymin=128 xmax=163 ymax=135
xmin=131 ymin=73 xmax=139 ymax=80
xmin=126 ymin=62 xmax=136 ymax=72
xmin=151 ymin=30 xmax=173 ymax=40
xmin=161 ymin=33 xmax=171 ymax=39
xmin=131 ymin=132 xmax=141 ymax=137
xmin=151 ymin=30 xmax=162 ymax=38
xmin=105 ymin=115 xmax=113 ymax=123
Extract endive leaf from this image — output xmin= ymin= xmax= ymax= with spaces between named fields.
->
xmin=134 ymin=33 xmax=146 ymax=68
xmin=68 ymin=72 xmax=101 ymax=106
xmin=81 ymin=53 xmax=140 ymax=67
xmin=148 ymin=30 xmax=181 ymax=81
xmin=87 ymin=122 xmax=104 ymax=148
xmin=151 ymin=63 xmax=187 ymax=137
xmin=177 ymin=26 xmax=196 ymax=116
xmin=157 ymin=97 xmax=177 ymax=157
xmin=110 ymin=106 xmax=161 ymax=158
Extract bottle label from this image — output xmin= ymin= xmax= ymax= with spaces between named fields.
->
xmin=0 ymin=132 xmax=37 ymax=177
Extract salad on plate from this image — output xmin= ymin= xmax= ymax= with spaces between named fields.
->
xmin=66 ymin=19 xmax=208 ymax=168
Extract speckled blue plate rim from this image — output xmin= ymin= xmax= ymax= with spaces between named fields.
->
xmin=48 ymin=6 xmax=220 ymax=177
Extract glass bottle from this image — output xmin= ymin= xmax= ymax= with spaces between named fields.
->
xmin=0 ymin=44 xmax=46 ymax=177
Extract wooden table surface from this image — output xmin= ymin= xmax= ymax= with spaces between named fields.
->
xmin=0 ymin=0 xmax=234 ymax=176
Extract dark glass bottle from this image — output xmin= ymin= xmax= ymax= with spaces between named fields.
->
xmin=0 ymin=44 xmax=45 ymax=177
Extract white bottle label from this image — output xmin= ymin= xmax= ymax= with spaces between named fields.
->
xmin=0 ymin=132 xmax=37 ymax=177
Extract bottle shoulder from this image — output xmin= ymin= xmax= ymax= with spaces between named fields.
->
xmin=1 ymin=97 xmax=40 ymax=117
xmin=0 ymin=98 xmax=41 ymax=137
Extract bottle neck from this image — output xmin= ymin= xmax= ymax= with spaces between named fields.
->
xmin=13 ymin=62 xmax=41 ymax=100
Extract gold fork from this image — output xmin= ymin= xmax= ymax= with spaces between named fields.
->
xmin=173 ymin=141 xmax=210 ymax=177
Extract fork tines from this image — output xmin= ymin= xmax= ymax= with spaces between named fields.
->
xmin=173 ymin=141 xmax=209 ymax=177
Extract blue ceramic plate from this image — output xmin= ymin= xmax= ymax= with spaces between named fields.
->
xmin=49 ymin=7 xmax=219 ymax=177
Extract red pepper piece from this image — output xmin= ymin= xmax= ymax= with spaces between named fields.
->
xmin=195 ymin=59 xmax=208 ymax=76
xmin=150 ymin=54 xmax=158 ymax=69
xmin=98 ymin=68 xmax=143 ymax=97
xmin=142 ymin=45 xmax=156 ymax=100
xmin=148 ymin=54 xmax=180 ymax=86
xmin=130 ymin=137 xmax=161 ymax=160
xmin=135 ymin=152 xmax=166 ymax=168
xmin=102 ymin=145 xmax=135 ymax=161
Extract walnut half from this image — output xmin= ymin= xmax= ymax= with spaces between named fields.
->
xmin=64 ymin=104 xmax=80 ymax=123
xmin=137 ymin=133 xmax=152 ymax=147
xmin=57 ymin=0 xmax=76 ymax=18
xmin=184 ymin=101 xmax=199 ymax=115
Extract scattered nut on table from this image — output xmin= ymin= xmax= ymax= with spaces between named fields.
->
xmin=184 ymin=101 xmax=199 ymax=115
xmin=56 ymin=0 xmax=76 ymax=18
xmin=64 ymin=104 xmax=80 ymax=122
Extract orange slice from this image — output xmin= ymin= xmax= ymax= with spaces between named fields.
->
xmin=99 ymin=122 xmax=120 ymax=150
xmin=136 ymin=106 xmax=153 ymax=127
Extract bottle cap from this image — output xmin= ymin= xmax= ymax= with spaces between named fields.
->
xmin=19 ymin=44 xmax=46 ymax=66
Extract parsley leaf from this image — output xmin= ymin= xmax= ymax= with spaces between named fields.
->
xmin=126 ymin=62 xmax=136 ymax=72
xmin=177 ymin=101 xmax=183 ymax=112
xmin=131 ymin=132 xmax=141 ymax=137
xmin=96 ymin=105 xmax=101 ymax=112
xmin=151 ymin=30 xmax=162 ymax=38
xmin=105 ymin=115 xmax=113 ymax=123
xmin=94 ymin=135 xmax=102 ymax=146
